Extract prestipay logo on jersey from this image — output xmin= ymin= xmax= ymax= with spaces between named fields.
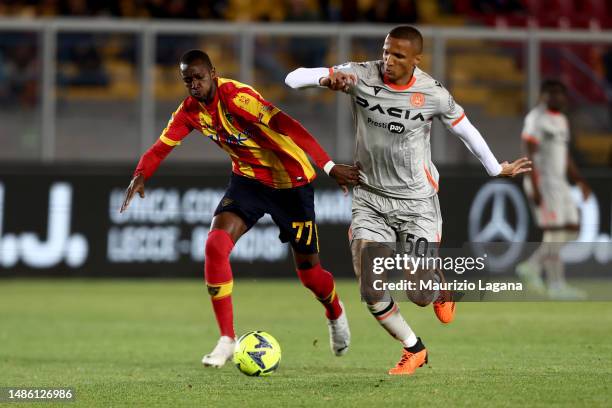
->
xmin=366 ymin=117 xmax=405 ymax=134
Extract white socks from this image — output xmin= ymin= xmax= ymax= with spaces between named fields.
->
xmin=531 ymin=230 xmax=577 ymax=286
xmin=367 ymin=299 xmax=417 ymax=348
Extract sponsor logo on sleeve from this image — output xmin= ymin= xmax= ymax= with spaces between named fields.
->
xmin=448 ymin=94 xmax=456 ymax=111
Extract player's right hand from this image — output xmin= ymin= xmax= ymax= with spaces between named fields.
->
xmin=120 ymin=173 xmax=145 ymax=213
xmin=319 ymin=72 xmax=357 ymax=93
xmin=329 ymin=164 xmax=360 ymax=195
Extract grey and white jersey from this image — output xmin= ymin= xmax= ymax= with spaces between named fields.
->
xmin=521 ymin=104 xmax=569 ymax=187
xmin=333 ymin=60 xmax=465 ymax=199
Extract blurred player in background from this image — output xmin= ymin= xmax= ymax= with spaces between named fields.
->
xmin=286 ymin=25 xmax=530 ymax=375
xmin=516 ymin=79 xmax=591 ymax=300
xmin=120 ymin=49 xmax=359 ymax=368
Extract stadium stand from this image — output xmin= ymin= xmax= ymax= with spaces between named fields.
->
xmin=1 ymin=0 xmax=611 ymax=164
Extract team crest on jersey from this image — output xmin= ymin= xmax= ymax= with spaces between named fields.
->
xmin=235 ymin=94 xmax=251 ymax=106
xmin=410 ymin=93 xmax=425 ymax=107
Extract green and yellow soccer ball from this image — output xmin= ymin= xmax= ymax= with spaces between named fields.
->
xmin=233 ymin=331 xmax=281 ymax=376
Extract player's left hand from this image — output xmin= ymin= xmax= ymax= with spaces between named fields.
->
xmin=498 ymin=157 xmax=532 ymax=178
xmin=329 ymin=164 xmax=360 ymax=195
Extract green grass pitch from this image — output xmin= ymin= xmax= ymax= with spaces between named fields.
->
xmin=1 ymin=279 xmax=611 ymax=407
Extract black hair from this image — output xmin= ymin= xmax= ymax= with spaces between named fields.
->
xmin=540 ymin=79 xmax=567 ymax=94
xmin=180 ymin=49 xmax=213 ymax=70
xmin=387 ymin=25 xmax=423 ymax=53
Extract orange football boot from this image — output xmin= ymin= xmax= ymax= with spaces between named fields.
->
xmin=433 ymin=268 xmax=456 ymax=324
xmin=433 ymin=290 xmax=456 ymax=324
xmin=388 ymin=339 xmax=428 ymax=375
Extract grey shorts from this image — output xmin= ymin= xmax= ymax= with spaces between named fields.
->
xmin=523 ymin=178 xmax=579 ymax=228
xmin=351 ymin=186 xmax=442 ymax=244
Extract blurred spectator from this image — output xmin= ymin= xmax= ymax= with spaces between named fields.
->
xmin=146 ymin=0 xmax=193 ymax=19
xmin=0 ymin=0 xmax=423 ymax=21
xmin=0 ymin=0 xmax=228 ymax=19
xmin=364 ymin=0 xmax=418 ymax=23
xmin=437 ymin=0 xmax=455 ymax=14
xmin=338 ymin=0 xmax=358 ymax=22
xmin=471 ymin=0 xmax=525 ymax=14
xmin=59 ymin=0 xmax=89 ymax=16
xmin=36 ymin=0 xmax=60 ymax=16
xmin=146 ymin=0 xmax=169 ymax=18
xmin=164 ymin=0 xmax=190 ymax=18
xmin=224 ymin=0 xmax=285 ymax=21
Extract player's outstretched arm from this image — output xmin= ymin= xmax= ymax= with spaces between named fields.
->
xmin=451 ymin=115 xmax=531 ymax=177
xmin=119 ymin=101 xmax=192 ymax=213
xmin=267 ymin=111 xmax=359 ymax=191
xmin=285 ymin=67 xmax=329 ymax=88
xmin=119 ymin=139 xmax=174 ymax=213
xmin=285 ymin=67 xmax=356 ymax=92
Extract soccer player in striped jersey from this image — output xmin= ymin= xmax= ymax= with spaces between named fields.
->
xmin=286 ymin=26 xmax=531 ymax=375
xmin=120 ymin=49 xmax=359 ymax=368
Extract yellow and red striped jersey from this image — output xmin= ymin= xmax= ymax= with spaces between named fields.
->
xmin=158 ymin=77 xmax=330 ymax=189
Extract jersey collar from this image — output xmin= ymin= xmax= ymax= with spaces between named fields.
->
xmin=382 ymin=67 xmax=417 ymax=90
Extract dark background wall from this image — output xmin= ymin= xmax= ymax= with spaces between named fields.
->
xmin=0 ymin=165 xmax=610 ymax=278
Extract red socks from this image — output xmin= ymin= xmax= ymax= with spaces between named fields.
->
xmin=204 ymin=229 xmax=235 ymax=339
xmin=297 ymin=263 xmax=343 ymax=320
xmin=205 ymin=228 xmax=342 ymax=336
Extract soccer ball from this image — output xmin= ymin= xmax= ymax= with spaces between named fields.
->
xmin=233 ymin=331 xmax=281 ymax=376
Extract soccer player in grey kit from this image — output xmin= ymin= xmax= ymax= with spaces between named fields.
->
xmin=285 ymin=26 xmax=531 ymax=375
xmin=516 ymin=80 xmax=591 ymax=299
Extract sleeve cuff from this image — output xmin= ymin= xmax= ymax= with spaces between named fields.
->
xmin=451 ymin=112 xmax=466 ymax=127
xmin=323 ymin=161 xmax=335 ymax=175
xmin=317 ymin=67 xmax=334 ymax=88
xmin=489 ymin=163 xmax=503 ymax=177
